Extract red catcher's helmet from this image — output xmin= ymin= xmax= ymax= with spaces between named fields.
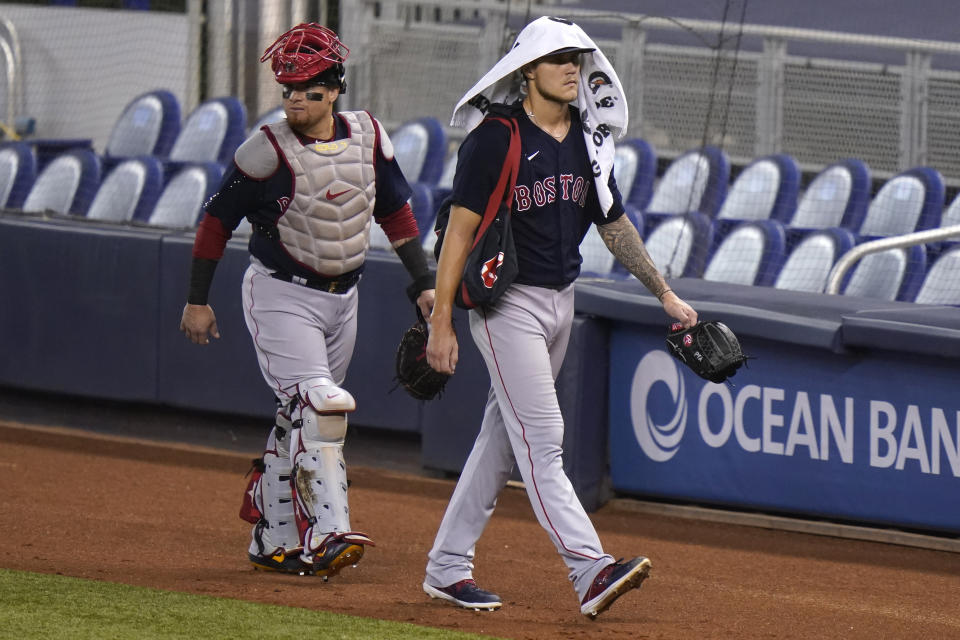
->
xmin=260 ymin=23 xmax=349 ymax=86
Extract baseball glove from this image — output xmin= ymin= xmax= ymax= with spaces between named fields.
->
xmin=666 ymin=321 xmax=749 ymax=384
xmin=395 ymin=309 xmax=449 ymax=401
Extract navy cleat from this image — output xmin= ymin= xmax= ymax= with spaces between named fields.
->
xmin=423 ymin=579 xmax=502 ymax=611
xmin=580 ymin=556 xmax=652 ymax=618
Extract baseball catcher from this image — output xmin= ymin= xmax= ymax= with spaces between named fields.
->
xmin=395 ymin=309 xmax=449 ymax=401
xmin=666 ymin=321 xmax=749 ymax=383
xmin=180 ymin=22 xmax=434 ymax=580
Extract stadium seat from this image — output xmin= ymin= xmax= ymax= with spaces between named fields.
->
xmin=773 ymin=227 xmax=857 ymax=294
xmin=642 ymin=211 xmax=714 ymax=278
xmin=613 ymin=138 xmax=657 ymax=210
xmin=703 ymin=220 xmax=787 ymax=287
xmin=168 ymin=96 xmax=247 ymax=167
xmin=21 ymin=148 xmax=101 ymax=216
xmin=713 ymin=154 xmax=799 ymax=242
xmin=840 ymin=244 xmax=926 ymax=302
xmin=580 ymin=226 xmax=615 ymax=277
xmin=787 ymin=158 xmax=871 ymax=232
xmin=913 ymin=244 xmax=960 ymax=305
xmin=103 ymin=89 xmax=181 ymax=164
xmin=857 ymin=167 xmax=944 ymax=238
xmin=86 ymin=156 xmax=163 ymax=223
xmin=432 ymin=151 xmax=458 ymax=204
xmin=146 ymin=162 xmax=224 ymax=228
xmin=942 ymin=191 xmax=960 ymax=230
xmin=390 ymin=117 xmax=447 ymax=185
xmin=248 ymin=105 xmax=285 ymax=135
xmin=409 ymin=182 xmax=436 ymax=243
xmin=0 ymin=141 xmax=37 ymax=209
xmin=643 ymin=146 xmax=729 ymax=236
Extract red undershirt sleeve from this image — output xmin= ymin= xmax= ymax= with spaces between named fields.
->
xmin=377 ymin=202 xmax=419 ymax=244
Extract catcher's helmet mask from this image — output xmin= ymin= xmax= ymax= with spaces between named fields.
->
xmin=262 ymin=23 xmax=348 ymax=92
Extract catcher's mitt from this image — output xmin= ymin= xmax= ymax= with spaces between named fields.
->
xmin=395 ymin=309 xmax=449 ymax=401
xmin=666 ymin=321 xmax=749 ymax=384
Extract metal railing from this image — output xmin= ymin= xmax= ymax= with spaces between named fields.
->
xmin=825 ymin=225 xmax=960 ymax=295
xmin=0 ymin=17 xmax=23 ymax=131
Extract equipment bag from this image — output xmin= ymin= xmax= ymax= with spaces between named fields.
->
xmin=433 ymin=115 xmax=521 ymax=310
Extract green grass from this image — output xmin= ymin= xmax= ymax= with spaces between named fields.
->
xmin=0 ymin=569 xmax=504 ymax=640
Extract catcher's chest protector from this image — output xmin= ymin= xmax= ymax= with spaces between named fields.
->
xmin=267 ymin=111 xmax=377 ymax=275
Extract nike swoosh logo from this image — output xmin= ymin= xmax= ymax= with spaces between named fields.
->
xmin=325 ymin=188 xmax=351 ymax=200
xmin=527 ymin=150 xmax=540 ymax=161
xmin=326 ymin=392 xmax=340 ymax=399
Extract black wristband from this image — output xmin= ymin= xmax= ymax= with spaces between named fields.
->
xmin=395 ymin=238 xmax=434 ymax=302
xmin=406 ymin=272 xmax=436 ymax=303
xmin=187 ymin=258 xmax=219 ymax=305
xmin=395 ymin=237 xmax=430 ymax=278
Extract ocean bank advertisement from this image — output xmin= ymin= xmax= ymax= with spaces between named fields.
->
xmin=608 ymin=328 xmax=960 ymax=534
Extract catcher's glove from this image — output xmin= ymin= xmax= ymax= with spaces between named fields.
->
xmin=666 ymin=321 xmax=749 ymax=384
xmin=395 ymin=309 xmax=449 ymax=401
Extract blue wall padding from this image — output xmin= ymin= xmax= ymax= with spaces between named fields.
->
xmin=0 ymin=217 xmax=160 ymax=400
xmin=344 ymin=252 xmax=426 ymax=432
xmin=156 ymin=235 xmax=274 ymax=418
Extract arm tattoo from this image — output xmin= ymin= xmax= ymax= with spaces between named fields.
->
xmin=597 ymin=216 xmax=670 ymax=299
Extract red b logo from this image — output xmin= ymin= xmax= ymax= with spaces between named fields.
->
xmin=480 ymin=252 xmax=505 ymax=288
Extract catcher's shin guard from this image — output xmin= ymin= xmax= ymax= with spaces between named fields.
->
xmin=240 ymin=411 xmax=302 ymax=561
xmin=289 ymin=379 xmax=372 ymax=570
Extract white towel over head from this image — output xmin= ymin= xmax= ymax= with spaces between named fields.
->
xmin=451 ymin=16 xmax=628 ymax=215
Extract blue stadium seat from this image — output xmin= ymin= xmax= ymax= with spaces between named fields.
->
xmin=912 ymin=244 xmax=960 ymax=305
xmin=788 ymin=158 xmax=871 ymax=232
xmin=248 ymin=105 xmax=285 ymax=135
xmin=642 ymin=211 xmax=714 ymax=278
xmin=103 ymin=90 xmax=181 ymax=164
xmin=579 ymin=225 xmax=617 ymax=277
xmin=857 ymin=167 xmax=944 ymax=238
xmin=168 ymin=96 xmax=247 ymax=167
xmin=432 ymin=151 xmax=458 ymax=205
xmin=714 ymin=154 xmax=799 ymax=242
xmin=409 ymin=182 xmax=435 ymax=243
xmin=840 ymin=244 xmax=926 ymax=302
xmin=613 ymin=138 xmax=657 ymax=210
xmin=643 ymin=146 xmax=729 ymax=236
xmin=86 ymin=156 xmax=163 ymax=223
xmin=0 ymin=141 xmax=37 ymax=209
xmin=943 ymin=191 xmax=960 ymax=230
xmin=390 ymin=117 xmax=447 ymax=185
xmin=145 ymin=163 xmax=224 ymax=228
xmin=773 ymin=227 xmax=856 ymax=294
xmin=703 ymin=220 xmax=787 ymax=286
xmin=21 ymin=148 xmax=101 ymax=216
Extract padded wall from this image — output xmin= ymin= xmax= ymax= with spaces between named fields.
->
xmin=156 ymin=235 xmax=274 ymax=419
xmin=0 ymin=217 xmax=160 ymax=400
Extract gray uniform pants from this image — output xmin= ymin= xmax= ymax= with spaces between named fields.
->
xmin=425 ymin=284 xmax=613 ymax=600
xmin=241 ymin=258 xmax=358 ymax=400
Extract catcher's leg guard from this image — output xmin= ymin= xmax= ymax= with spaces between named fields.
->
xmin=240 ymin=409 xmax=305 ymax=574
xmin=290 ymin=378 xmax=374 ymax=578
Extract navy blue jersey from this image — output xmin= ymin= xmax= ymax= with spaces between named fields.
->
xmin=451 ymin=101 xmax=624 ymax=287
xmin=203 ymin=112 xmax=413 ymax=278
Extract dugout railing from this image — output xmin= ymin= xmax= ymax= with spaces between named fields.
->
xmin=825 ymin=224 xmax=960 ymax=295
